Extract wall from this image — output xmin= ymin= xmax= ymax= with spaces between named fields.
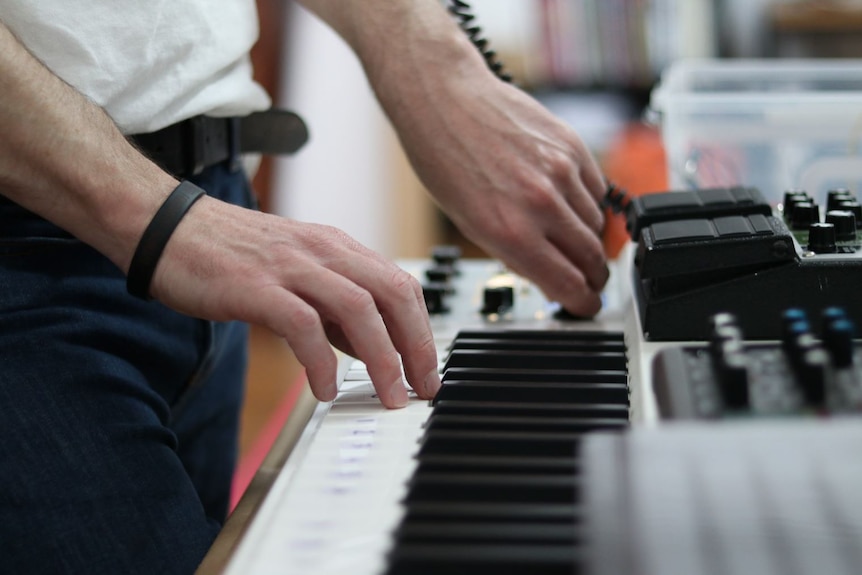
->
xmin=271 ymin=4 xmax=396 ymax=257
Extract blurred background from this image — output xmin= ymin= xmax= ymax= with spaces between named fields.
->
xmin=234 ymin=0 xmax=862 ymax=503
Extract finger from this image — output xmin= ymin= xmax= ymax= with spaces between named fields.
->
xmin=547 ymin=207 xmax=609 ymax=293
xmin=506 ymin=240 xmax=603 ymax=317
xmin=299 ymin=268 xmax=411 ymax=410
xmin=372 ymin=267 xmax=441 ymax=400
xmin=246 ymin=286 xmax=340 ymax=402
xmin=544 ymin=143 xmax=605 ymax=236
xmin=562 ymin=174 xmax=605 ymax=236
xmin=307 ymin=243 xmax=440 ymax=401
xmin=578 ymin=150 xmax=609 ymax=204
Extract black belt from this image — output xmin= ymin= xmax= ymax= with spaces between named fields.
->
xmin=129 ymin=109 xmax=309 ymax=179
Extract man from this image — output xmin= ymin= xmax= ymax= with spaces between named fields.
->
xmin=0 ymin=0 xmax=608 ymax=572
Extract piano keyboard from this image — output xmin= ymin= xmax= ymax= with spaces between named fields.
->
xmin=385 ymin=329 xmax=629 ymax=575
xmin=210 ymin=257 xmax=640 ymax=575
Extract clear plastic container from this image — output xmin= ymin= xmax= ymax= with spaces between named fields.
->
xmin=650 ymin=59 xmax=862 ymax=205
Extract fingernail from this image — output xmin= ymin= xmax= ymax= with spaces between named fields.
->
xmin=324 ymin=380 xmax=339 ymax=402
xmin=424 ymin=368 xmax=442 ymax=398
xmin=389 ymin=378 xmax=409 ymax=408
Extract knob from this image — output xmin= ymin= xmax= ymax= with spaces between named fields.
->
xmin=709 ymin=314 xmax=743 ymax=356
xmin=797 ymin=347 xmax=828 ymax=406
xmin=822 ymin=308 xmax=855 ymax=368
xmin=781 ymin=308 xmax=811 ymax=350
xmin=783 ymin=190 xmax=809 ymax=218
xmin=827 ymin=188 xmax=855 ymax=212
xmin=715 ymin=339 xmax=750 ymax=409
xmin=825 ymin=210 xmax=857 ymax=241
xmin=807 ymin=222 xmax=836 ymax=253
xmin=422 ymin=283 xmax=449 ymax=315
xmin=791 ymin=202 xmax=819 ymax=230
xmin=481 ymin=285 xmax=514 ymax=315
xmin=425 ymin=265 xmax=456 ymax=284
xmin=431 ymin=245 xmax=462 ymax=267
xmin=837 ymin=201 xmax=862 ymax=228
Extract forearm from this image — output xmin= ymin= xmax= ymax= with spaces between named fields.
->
xmin=0 ymin=20 xmax=177 ymax=272
xmin=294 ymin=0 xmax=491 ymax=106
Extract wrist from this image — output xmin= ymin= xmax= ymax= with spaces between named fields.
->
xmin=126 ymin=180 xmax=206 ymax=299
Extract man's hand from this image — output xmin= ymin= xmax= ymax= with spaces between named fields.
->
xmin=389 ymin=73 xmax=609 ymax=317
xmin=0 ymin=19 xmax=440 ymax=409
xmin=298 ymin=0 xmax=610 ymax=317
xmin=150 ymin=199 xmax=441 ymax=408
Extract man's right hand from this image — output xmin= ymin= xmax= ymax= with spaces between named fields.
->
xmin=149 ymin=195 xmax=441 ymax=408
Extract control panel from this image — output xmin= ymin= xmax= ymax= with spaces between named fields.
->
xmin=652 ymin=307 xmax=861 ymax=420
xmin=621 ymin=186 xmax=862 ymax=340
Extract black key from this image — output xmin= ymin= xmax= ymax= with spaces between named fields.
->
xmin=424 ymin=414 xmax=626 ymax=434
xmin=413 ymin=454 xmax=579 ymax=476
xmin=434 ymin=381 xmax=630 ymax=405
xmin=417 ymin=430 xmax=583 ymax=458
xmin=443 ymin=349 xmax=627 ymax=371
xmin=441 ymin=367 xmax=628 ymax=384
xmin=431 ymin=399 xmax=629 ymax=420
xmin=386 ymin=543 xmax=581 ymax=575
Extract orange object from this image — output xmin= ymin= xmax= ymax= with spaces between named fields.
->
xmin=601 ymin=123 xmax=668 ymax=258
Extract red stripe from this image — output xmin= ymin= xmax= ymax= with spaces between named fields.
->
xmin=229 ymin=372 xmax=308 ymax=511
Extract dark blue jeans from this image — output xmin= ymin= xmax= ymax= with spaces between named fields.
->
xmin=0 ymin=165 xmax=253 ymax=574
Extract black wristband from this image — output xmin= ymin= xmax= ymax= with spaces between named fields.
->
xmin=126 ymin=180 xmax=206 ymax=300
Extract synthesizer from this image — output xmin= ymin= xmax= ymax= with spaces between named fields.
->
xmin=204 ymin=248 xmax=642 ymax=575
xmin=200 ymin=186 xmax=862 ymax=575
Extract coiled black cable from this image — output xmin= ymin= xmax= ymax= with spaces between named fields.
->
xmin=449 ymin=1 xmax=624 ymax=218
xmin=448 ymin=0 xmax=513 ymax=83
xmin=602 ymin=181 xmax=631 ymax=215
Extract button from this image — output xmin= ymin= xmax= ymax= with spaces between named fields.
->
xmin=650 ymin=219 xmax=716 ymax=244
xmin=639 ymin=191 xmax=703 ymax=211
xmin=730 ymin=187 xmax=757 ymax=204
xmin=748 ymin=214 xmax=774 ymax=235
xmin=713 ymin=215 xmax=753 ymax=238
xmin=698 ymin=187 xmax=737 ymax=206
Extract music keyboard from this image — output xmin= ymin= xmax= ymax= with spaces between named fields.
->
xmin=209 ymin=255 xmax=645 ymax=575
xmin=201 ymin=184 xmax=862 ymax=574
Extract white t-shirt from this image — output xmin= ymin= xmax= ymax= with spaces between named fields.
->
xmin=1 ymin=1 xmax=272 ymax=134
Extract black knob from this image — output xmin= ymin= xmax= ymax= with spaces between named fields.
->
xmin=825 ymin=210 xmax=857 ymax=241
xmin=797 ymin=347 xmax=828 ymax=406
xmin=807 ymin=222 xmax=836 ymax=253
xmin=781 ymin=308 xmax=810 ymax=350
xmin=709 ymin=317 xmax=743 ymax=356
xmin=422 ymin=283 xmax=449 ymax=315
xmin=791 ymin=202 xmax=820 ymax=230
xmin=822 ymin=308 xmax=855 ymax=368
xmin=827 ymin=188 xmax=855 ymax=212
xmin=715 ymin=339 xmax=750 ymax=409
xmin=431 ymin=245 xmax=462 ymax=267
xmin=481 ymin=285 xmax=514 ymax=315
xmin=783 ymin=190 xmax=809 ymax=218
xmin=425 ymin=265 xmax=456 ymax=284
xmin=837 ymin=201 xmax=862 ymax=228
